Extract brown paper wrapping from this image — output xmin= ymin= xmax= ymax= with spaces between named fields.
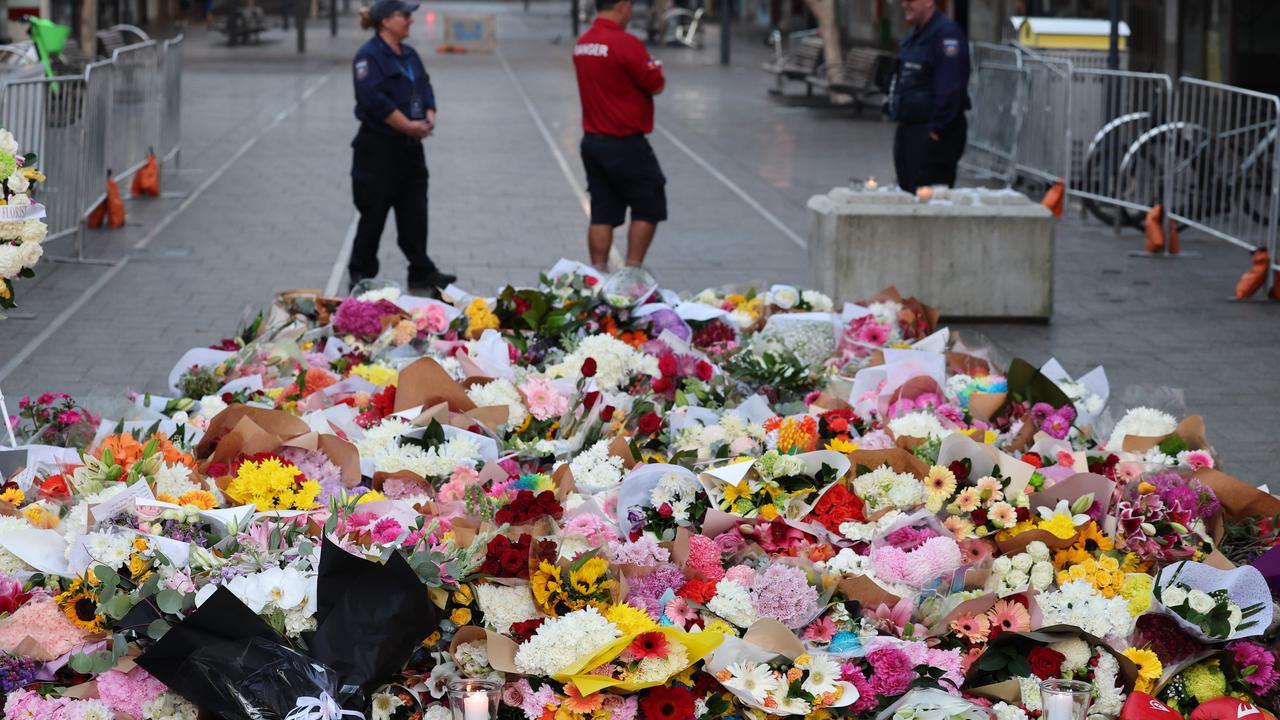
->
xmin=837 ymin=574 xmax=903 ymax=611
xmin=995 ymin=527 xmax=1079 ymax=556
xmin=968 ymin=392 xmax=1008 ymax=423
xmin=196 ymin=406 xmax=311 ymax=465
xmin=394 ymin=358 xmax=477 ymax=414
xmin=371 ymin=469 xmax=430 ymax=494
xmin=1196 ymin=468 xmax=1280 ymax=544
xmin=967 ymin=679 xmax=1021 ymax=703
xmin=947 ymin=351 xmax=994 ymax=377
xmin=1123 ymin=415 xmax=1210 ymax=454
xmin=741 ymin=619 xmax=805 ymax=660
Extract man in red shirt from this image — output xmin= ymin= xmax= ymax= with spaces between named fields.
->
xmin=573 ymin=0 xmax=666 ymax=272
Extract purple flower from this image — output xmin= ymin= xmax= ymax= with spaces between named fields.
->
xmin=1231 ymin=641 xmax=1280 ymax=694
xmin=644 ymin=309 xmax=692 ymax=343
xmin=0 ymin=654 xmax=39 ymax=693
xmin=333 ymin=298 xmax=401 ymax=337
xmin=750 ymin=564 xmax=819 ymax=629
xmin=625 ymin=564 xmax=686 ymax=618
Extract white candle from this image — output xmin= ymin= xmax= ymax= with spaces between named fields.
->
xmin=866 ymin=177 xmax=878 ymax=189
xmin=1043 ymin=692 xmax=1075 ymax=720
xmin=463 ymin=691 xmax=489 ymax=720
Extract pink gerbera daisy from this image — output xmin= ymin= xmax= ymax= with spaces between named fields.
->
xmin=986 ymin=599 xmax=1031 ymax=637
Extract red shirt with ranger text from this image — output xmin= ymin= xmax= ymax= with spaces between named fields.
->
xmin=573 ymin=18 xmax=665 ymax=136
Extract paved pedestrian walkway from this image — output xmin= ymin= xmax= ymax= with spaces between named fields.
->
xmin=1 ymin=3 xmax=1277 ymax=484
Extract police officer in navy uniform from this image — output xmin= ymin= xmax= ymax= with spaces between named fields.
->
xmin=885 ymin=0 xmax=971 ymax=194
xmin=349 ymin=0 xmax=455 ymax=294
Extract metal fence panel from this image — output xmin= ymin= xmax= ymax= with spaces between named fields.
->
xmin=1069 ymin=69 xmax=1173 ymax=215
xmin=0 ymin=76 xmax=88 ymax=242
xmin=961 ymin=43 xmax=1026 ymax=185
xmin=1167 ymin=77 xmax=1280 ymax=257
xmin=107 ymin=40 xmax=160 ymax=180
xmin=159 ymin=34 xmax=183 ymax=165
xmin=1013 ymin=55 xmax=1073 ymax=190
xmin=81 ymin=60 xmax=115 ymax=218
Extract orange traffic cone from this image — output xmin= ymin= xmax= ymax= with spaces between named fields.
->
xmin=1041 ymin=180 xmax=1064 ymax=219
xmin=105 ymin=174 xmax=125 ymax=228
xmin=130 ymin=152 xmax=160 ymax=197
xmin=1235 ymin=249 xmax=1269 ymax=299
xmin=1143 ymin=204 xmax=1165 ymax=254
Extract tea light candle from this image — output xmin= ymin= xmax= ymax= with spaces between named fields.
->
xmin=866 ymin=177 xmax=878 ymax=189
xmin=463 ymin=691 xmax=489 ymax=720
xmin=916 ymin=186 xmax=933 ymax=201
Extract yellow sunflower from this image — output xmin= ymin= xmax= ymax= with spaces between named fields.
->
xmin=56 ymin=581 xmax=105 ymax=634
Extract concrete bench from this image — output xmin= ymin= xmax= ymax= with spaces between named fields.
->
xmin=807 ymin=186 xmax=1055 ymax=320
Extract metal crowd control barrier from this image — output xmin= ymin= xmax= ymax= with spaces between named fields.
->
xmin=961 ymin=42 xmax=1026 ymax=185
xmin=107 ymin=40 xmax=161 ymax=181
xmin=1013 ymin=54 xmax=1072 ymax=193
xmin=0 ymin=33 xmax=183 ymax=262
xmin=1069 ymin=69 xmax=1174 ymax=226
xmin=1166 ymin=78 xmax=1280 ymax=271
xmin=0 ymin=75 xmax=88 ymax=244
xmin=158 ymin=36 xmax=183 ymax=166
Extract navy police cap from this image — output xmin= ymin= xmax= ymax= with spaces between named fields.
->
xmin=369 ymin=0 xmax=419 ymax=23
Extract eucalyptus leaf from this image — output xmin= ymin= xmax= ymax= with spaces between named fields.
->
xmin=146 ymin=618 xmax=171 ymax=640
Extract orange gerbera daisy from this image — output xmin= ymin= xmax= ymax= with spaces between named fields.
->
xmin=562 ymin=685 xmax=604 ymax=714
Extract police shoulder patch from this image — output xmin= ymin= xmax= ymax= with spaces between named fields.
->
xmin=355 ymin=58 xmax=369 ymax=80
xmin=942 ymin=38 xmax=959 ymax=58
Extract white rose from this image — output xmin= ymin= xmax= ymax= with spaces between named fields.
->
xmin=1030 ymin=562 xmax=1055 ymax=591
xmin=8 ymin=193 xmax=30 ymax=206
xmin=0 ymin=222 xmax=21 ymax=240
xmin=20 ymin=220 xmax=46 ymax=244
xmin=1187 ymin=590 xmax=1214 ymax=614
xmin=1229 ymin=605 xmax=1243 ymax=632
xmin=1162 ymin=584 xmax=1188 ymax=607
xmin=1011 ymin=553 xmax=1034 ymax=572
xmin=16 ymin=240 xmax=41 ymax=269
xmin=0 ymin=132 xmax=16 ymax=156
xmin=6 ymin=172 xmax=27 ymax=194
xmin=770 ymin=285 xmax=799 ymax=309
xmin=992 ymin=556 xmax=1012 ymax=575
xmin=1026 ymin=541 xmax=1050 ymax=562
xmin=801 ymin=290 xmax=833 ymax=312
xmin=0 ymin=244 xmax=21 ymax=277
xmin=1006 ymin=570 xmax=1030 ymax=589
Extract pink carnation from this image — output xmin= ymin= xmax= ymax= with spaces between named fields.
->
xmin=686 ymin=534 xmax=725 ymax=581
xmin=866 ymin=647 xmax=914 ymax=696
xmin=96 ymin=666 xmax=169 ymax=720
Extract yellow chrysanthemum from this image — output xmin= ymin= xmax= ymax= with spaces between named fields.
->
xmin=225 ymin=457 xmax=320 ymax=511
xmin=1121 ymin=573 xmax=1154 ymax=616
xmin=350 ymin=363 xmax=398 ymax=387
xmin=759 ymin=504 xmax=779 ymax=521
xmin=606 ymin=603 xmax=657 ymax=635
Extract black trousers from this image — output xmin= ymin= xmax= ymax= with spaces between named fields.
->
xmin=893 ymin=116 xmax=967 ymax=194
xmin=349 ymin=126 xmax=439 ymax=287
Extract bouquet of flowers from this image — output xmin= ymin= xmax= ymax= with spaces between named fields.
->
xmin=1155 ymin=561 xmax=1271 ymax=641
